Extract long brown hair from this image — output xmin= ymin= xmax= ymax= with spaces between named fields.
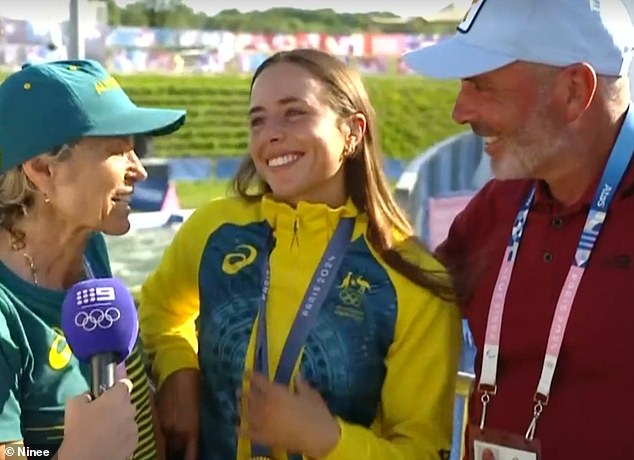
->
xmin=232 ymin=49 xmax=454 ymax=302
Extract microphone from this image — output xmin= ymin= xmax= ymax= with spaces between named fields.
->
xmin=61 ymin=278 xmax=139 ymax=398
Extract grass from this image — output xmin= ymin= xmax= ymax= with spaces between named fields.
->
xmin=175 ymin=178 xmax=233 ymax=209
xmin=173 ymin=177 xmax=400 ymax=210
xmin=2 ymin=72 xmax=463 ymax=160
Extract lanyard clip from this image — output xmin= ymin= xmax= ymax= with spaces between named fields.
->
xmin=477 ymin=383 xmax=497 ymax=396
xmin=525 ymin=400 xmax=545 ymax=441
xmin=533 ymin=391 xmax=549 ymax=406
xmin=525 ymin=392 xmax=548 ymax=440
xmin=477 ymin=384 xmax=496 ymax=431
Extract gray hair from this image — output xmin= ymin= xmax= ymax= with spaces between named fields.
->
xmin=0 ymin=144 xmax=73 ymax=234
xmin=597 ymin=75 xmax=630 ymax=122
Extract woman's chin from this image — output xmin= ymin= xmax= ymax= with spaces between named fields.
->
xmin=270 ymin=185 xmax=303 ymax=203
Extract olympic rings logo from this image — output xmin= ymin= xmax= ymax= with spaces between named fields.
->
xmin=74 ymin=307 xmax=121 ymax=332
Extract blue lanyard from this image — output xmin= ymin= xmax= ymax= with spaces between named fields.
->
xmin=251 ymin=217 xmax=354 ymax=458
xmin=508 ymin=106 xmax=634 ymax=266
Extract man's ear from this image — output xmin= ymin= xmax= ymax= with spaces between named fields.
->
xmin=555 ymin=62 xmax=597 ymax=123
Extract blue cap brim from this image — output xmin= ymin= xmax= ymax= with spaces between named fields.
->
xmin=86 ymin=107 xmax=186 ymax=137
xmin=403 ymin=37 xmax=516 ymax=79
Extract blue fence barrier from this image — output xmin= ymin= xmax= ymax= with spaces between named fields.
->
xmin=140 ymin=156 xmax=407 ymax=183
xmin=167 ymin=157 xmax=214 ymax=181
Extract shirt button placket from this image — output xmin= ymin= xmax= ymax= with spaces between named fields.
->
xmin=552 ymin=216 xmax=564 ymax=229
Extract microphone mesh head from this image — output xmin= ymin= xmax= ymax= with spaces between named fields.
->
xmin=61 ymin=278 xmax=138 ymax=364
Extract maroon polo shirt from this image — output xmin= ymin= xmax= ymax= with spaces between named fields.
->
xmin=436 ymin=162 xmax=634 ymax=459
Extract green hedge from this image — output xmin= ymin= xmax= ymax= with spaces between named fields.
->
xmin=0 ymin=72 xmax=464 ymax=160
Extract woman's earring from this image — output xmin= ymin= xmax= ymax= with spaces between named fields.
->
xmin=43 ymin=194 xmax=50 ymax=204
xmin=348 ymin=138 xmax=357 ymax=157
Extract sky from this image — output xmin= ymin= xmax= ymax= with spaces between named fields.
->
xmin=0 ymin=0 xmax=466 ymax=23
xmin=3 ymin=0 xmax=633 ymax=30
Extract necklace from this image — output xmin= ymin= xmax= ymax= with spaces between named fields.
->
xmin=9 ymin=230 xmax=39 ymax=285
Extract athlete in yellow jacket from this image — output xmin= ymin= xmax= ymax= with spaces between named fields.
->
xmin=139 ymin=48 xmax=461 ymax=460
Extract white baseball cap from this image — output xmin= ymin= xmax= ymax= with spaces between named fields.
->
xmin=403 ymin=0 xmax=634 ymax=79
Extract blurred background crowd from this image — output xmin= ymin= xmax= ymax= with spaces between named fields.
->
xmin=0 ymin=0 xmax=464 ymax=74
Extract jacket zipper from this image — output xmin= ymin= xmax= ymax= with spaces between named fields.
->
xmin=290 ymin=217 xmax=300 ymax=249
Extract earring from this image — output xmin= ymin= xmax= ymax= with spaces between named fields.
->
xmin=43 ymin=194 xmax=50 ymax=204
xmin=348 ymin=136 xmax=358 ymax=155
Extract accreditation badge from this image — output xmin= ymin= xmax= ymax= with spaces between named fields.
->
xmin=469 ymin=425 xmax=541 ymax=460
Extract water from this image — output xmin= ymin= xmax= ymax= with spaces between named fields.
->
xmin=104 ymin=226 xmax=180 ymax=293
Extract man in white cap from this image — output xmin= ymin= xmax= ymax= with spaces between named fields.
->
xmin=404 ymin=0 xmax=634 ymax=459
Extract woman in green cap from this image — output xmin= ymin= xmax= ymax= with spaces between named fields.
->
xmin=0 ymin=59 xmax=186 ymax=460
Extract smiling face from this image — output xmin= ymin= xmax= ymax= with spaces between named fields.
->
xmin=37 ymin=136 xmax=147 ymax=235
xmin=247 ymin=61 xmax=350 ymax=207
xmin=452 ymin=62 xmax=572 ymax=180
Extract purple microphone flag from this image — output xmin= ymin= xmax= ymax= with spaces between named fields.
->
xmin=61 ymin=278 xmax=138 ymax=364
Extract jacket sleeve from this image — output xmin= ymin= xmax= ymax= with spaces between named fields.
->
xmin=138 ymin=205 xmax=215 ymax=388
xmin=322 ymin=283 xmax=462 ymax=460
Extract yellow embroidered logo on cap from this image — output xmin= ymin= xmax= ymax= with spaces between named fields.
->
xmin=94 ymin=76 xmax=121 ymax=95
xmin=23 ymin=82 xmax=31 ymax=90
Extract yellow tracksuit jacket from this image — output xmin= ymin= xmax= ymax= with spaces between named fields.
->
xmin=139 ymin=195 xmax=461 ymax=460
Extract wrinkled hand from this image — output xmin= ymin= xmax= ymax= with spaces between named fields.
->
xmin=156 ymin=369 xmax=200 ymax=460
xmin=58 ymin=379 xmax=138 ymax=460
xmin=239 ymin=372 xmax=340 ymax=458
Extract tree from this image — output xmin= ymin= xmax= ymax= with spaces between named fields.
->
xmin=119 ymin=3 xmax=150 ymax=26
xmin=108 ymin=2 xmax=458 ymax=34
xmin=144 ymin=0 xmax=182 ymax=28
xmin=105 ymin=0 xmax=122 ymax=26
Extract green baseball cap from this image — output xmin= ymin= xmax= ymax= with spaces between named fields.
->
xmin=0 ymin=59 xmax=186 ymax=174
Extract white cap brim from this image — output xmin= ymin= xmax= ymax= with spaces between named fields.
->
xmin=403 ymin=36 xmax=517 ymax=79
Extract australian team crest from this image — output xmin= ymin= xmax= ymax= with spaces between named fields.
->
xmin=458 ymin=0 xmax=487 ymax=33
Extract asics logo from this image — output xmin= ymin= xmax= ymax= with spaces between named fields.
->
xmin=74 ymin=307 xmax=121 ymax=332
xmin=222 ymin=244 xmax=257 ymax=275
